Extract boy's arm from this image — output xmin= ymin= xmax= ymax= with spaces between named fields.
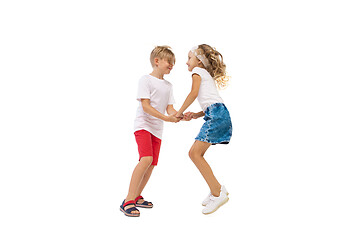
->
xmin=141 ymin=99 xmax=180 ymax=122
xmin=175 ymin=74 xmax=201 ymax=117
xmin=166 ymin=105 xmax=177 ymax=115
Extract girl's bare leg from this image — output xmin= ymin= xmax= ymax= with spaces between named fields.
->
xmin=189 ymin=140 xmax=221 ymax=197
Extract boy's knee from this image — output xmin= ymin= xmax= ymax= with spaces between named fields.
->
xmin=140 ymin=156 xmax=153 ymax=166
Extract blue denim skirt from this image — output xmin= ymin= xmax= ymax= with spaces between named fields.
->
xmin=195 ymin=103 xmax=232 ymax=145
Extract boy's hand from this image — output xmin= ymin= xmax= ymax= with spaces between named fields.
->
xmin=167 ymin=114 xmax=182 ymax=123
xmin=175 ymin=112 xmax=184 ymax=119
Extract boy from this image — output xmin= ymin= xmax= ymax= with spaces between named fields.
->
xmin=120 ymin=46 xmax=182 ymax=217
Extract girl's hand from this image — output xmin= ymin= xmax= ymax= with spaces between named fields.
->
xmin=183 ymin=112 xmax=194 ymax=121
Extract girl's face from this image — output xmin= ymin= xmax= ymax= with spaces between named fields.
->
xmin=186 ymin=51 xmax=201 ymax=71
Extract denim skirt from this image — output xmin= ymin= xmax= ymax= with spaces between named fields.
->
xmin=195 ymin=103 xmax=232 ymax=145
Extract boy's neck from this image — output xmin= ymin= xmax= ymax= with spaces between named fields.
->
xmin=150 ymin=69 xmax=165 ymax=80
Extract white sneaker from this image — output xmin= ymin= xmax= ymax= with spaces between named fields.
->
xmin=202 ymin=186 xmax=229 ymax=215
xmin=202 ymin=185 xmax=229 ymax=206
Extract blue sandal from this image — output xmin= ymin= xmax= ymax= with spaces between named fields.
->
xmin=120 ymin=200 xmax=140 ymax=217
xmin=135 ymin=195 xmax=153 ymax=208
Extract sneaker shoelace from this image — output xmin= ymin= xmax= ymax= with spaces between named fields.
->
xmin=208 ymin=195 xmax=216 ymax=205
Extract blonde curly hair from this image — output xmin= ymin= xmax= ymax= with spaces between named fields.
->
xmin=194 ymin=44 xmax=230 ymax=89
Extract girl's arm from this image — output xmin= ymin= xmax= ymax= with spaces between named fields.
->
xmin=175 ymin=74 xmax=201 ymax=117
xmin=141 ymin=99 xmax=180 ymax=122
xmin=183 ymin=111 xmax=205 ymax=121
xmin=193 ymin=111 xmax=205 ymax=119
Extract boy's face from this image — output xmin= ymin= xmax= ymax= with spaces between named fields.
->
xmin=155 ymin=58 xmax=174 ymax=75
xmin=186 ymin=51 xmax=201 ymax=71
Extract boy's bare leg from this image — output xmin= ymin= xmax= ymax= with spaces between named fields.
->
xmin=135 ymin=165 xmax=155 ymax=205
xmin=124 ymin=156 xmax=153 ymax=213
xmin=189 ymin=141 xmax=221 ymax=197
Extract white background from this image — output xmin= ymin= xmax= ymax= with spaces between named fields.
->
xmin=1 ymin=0 xmax=360 ymax=239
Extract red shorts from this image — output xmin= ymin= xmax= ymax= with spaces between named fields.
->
xmin=134 ymin=130 xmax=162 ymax=166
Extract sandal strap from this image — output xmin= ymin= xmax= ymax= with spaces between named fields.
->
xmin=135 ymin=195 xmax=143 ymax=202
xmin=142 ymin=200 xmax=152 ymax=205
xmin=125 ymin=207 xmax=139 ymax=214
xmin=123 ymin=200 xmax=136 ymax=208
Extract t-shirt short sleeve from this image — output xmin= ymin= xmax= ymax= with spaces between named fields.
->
xmin=191 ymin=67 xmax=203 ymax=78
xmin=168 ymin=85 xmax=175 ymax=105
xmin=136 ymin=76 xmax=151 ymax=101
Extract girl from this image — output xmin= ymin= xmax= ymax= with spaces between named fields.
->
xmin=176 ymin=44 xmax=232 ymax=214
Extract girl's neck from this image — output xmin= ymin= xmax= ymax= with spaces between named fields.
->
xmin=150 ymin=69 xmax=164 ymax=80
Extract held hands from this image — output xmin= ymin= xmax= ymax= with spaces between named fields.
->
xmin=167 ymin=113 xmax=183 ymax=123
xmin=167 ymin=111 xmax=200 ymax=123
xmin=175 ymin=112 xmax=184 ymax=119
xmin=182 ymin=112 xmax=200 ymax=121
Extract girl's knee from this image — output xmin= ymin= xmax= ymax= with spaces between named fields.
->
xmin=188 ymin=147 xmax=194 ymax=159
xmin=189 ymin=146 xmax=209 ymax=161
xmin=188 ymin=147 xmax=199 ymax=160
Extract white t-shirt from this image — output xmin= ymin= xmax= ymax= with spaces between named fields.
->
xmin=192 ymin=67 xmax=224 ymax=112
xmin=134 ymin=75 xmax=175 ymax=139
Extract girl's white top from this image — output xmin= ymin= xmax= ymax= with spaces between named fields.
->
xmin=192 ymin=67 xmax=224 ymax=112
xmin=134 ymin=75 xmax=175 ymax=139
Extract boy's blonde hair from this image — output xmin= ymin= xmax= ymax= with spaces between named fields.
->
xmin=194 ymin=44 xmax=229 ymax=89
xmin=150 ymin=45 xmax=176 ymax=67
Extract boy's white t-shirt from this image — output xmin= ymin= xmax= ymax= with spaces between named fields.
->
xmin=134 ymin=75 xmax=175 ymax=139
xmin=192 ymin=67 xmax=224 ymax=112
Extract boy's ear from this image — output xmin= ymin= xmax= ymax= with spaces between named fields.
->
xmin=154 ymin=57 xmax=159 ymax=67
